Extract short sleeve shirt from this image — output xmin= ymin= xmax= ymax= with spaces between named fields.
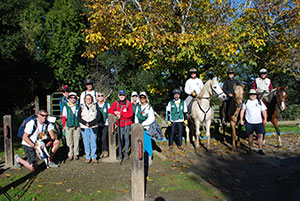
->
xmin=242 ymin=99 xmax=267 ymax=124
xmin=21 ymin=120 xmax=54 ymax=147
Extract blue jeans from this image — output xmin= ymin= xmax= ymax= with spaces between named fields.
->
xmin=143 ymin=130 xmax=152 ymax=157
xmin=81 ymin=128 xmax=97 ymax=159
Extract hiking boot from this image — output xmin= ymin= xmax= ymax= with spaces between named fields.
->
xmin=91 ymin=159 xmax=98 ymax=163
xmin=117 ymin=154 xmax=123 ymax=161
xmin=124 ymin=154 xmax=129 ymax=160
xmin=169 ymin=145 xmax=173 ymax=151
xmin=100 ymin=151 xmax=108 ymax=158
xmin=14 ymin=154 xmax=21 ymax=168
xmin=258 ymin=149 xmax=265 ymax=155
xmin=67 ymin=156 xmax=73 ymax=161
xmin=85 ymin=158 xmax=91 ymax=164
xmin=74 ymin=155 xmax=79 ymax=160
xmin=178 ymin=146 xmax=185 ymax=151
xmin=48 ymin=161 xmax=59 ymax=168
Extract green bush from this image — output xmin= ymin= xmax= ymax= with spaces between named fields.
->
xmin=278 ymin=104 xmax=300 ymax=121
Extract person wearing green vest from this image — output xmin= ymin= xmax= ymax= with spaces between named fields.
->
xmin=62 ymin=92 xmax=80 ymax=161
xmin=131 ymin=91 xmax=140 ymax=122
xmin=166 ymin=89 xmax=188 ymax=151
xmin=96 ymin=92 xmax=110 ymax=158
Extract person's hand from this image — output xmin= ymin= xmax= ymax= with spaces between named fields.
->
xmin=62 ymin=127 xmax=65 ymax=131
xmin=114 ymin=111 xmax=120 ymax=116
xmin=263 ymin=119 xmax=267 ymax=125
xmin=191 ymin=91 xmax=197 ymax=97
xmin=240 ymin=119 xmax=244 ymax=125
xmin=229 ymin=94 xmax=233 ymax=97
xmin=184 ymin=120 xmax=188 ymax=126
xmin=86 ymin=123 xmax=89 ymax=127
xmin=167 ymin=121 xmax=172 ymax=127
xmin=117 ymin=114 xmax=121 ymax=119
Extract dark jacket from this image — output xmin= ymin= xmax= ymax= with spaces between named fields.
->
xmin=223 ymin=78 xmax=241 ymax=96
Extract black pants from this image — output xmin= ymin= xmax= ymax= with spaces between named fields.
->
xmin=98 ymin=125 xmax=108 ymax=152
xmin=169 ymin=122 xmax=183 ymax=146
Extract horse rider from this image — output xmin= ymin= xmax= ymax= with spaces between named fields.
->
xmin=221 ymin=69 xmax=241 ymax=124
xmin=166 ymin=89 xmax=188 ymax=151
xmin=252 ymin=68 xmax=274 ymax=100
xmin=184 ymin=68 xmax=204 ymax=111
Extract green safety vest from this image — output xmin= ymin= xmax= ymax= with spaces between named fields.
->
xmin=136 ymin=104 xmax=148 ymax=123
xmin=170 ymin=100 xmax=184 ymax=121
xmin=66 ymin=104 xmax=80 ymax=128
xmin=98 ymin=102 xmax=109 ymax=123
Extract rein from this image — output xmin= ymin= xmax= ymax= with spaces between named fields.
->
xmin=196 ymin=100 xmax=211 ymax=122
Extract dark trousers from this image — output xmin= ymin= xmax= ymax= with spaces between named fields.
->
xmin=169 ymin=122 xmax=183 ymax=146
xmin=98 ymin=125 xmax=108 ymax=152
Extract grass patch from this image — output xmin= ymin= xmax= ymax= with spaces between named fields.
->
xmin=153 ymin=173 xmax=216 ymax=197
xmin=264 ymin=125 xmax=299 ymax=133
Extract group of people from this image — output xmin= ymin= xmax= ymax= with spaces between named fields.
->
xmin=15 ymin=78 xmax=157 ymax=171
xmin=15 ymin=68 xmax=274 ymax=171
xmin=167 ymin=67 xmax=273 ymax=155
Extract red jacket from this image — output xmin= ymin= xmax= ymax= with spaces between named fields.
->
xmin=108 ymin=100 xmax=133 ymax=127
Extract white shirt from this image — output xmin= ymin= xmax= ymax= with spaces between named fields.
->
xmin=22 ymin=120 xmax=54 ymax=147
xmin=242 ymin=99 xmax=267 ymax=124
xmin=184 ymin=78 xmax=204 ymax=95
xmin=80 ymin=90 xmax=98 ymax=105
xmin=255 ymin=78 xmax=271 ymax=93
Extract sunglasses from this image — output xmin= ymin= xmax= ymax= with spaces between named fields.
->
xmin=132 ymin=95 xmax=137 ymax=97
xmin=140 ymin=96 xmax=146 ymax=99
xmin=69 ymin=97 xmax=76 ymax=99
xmin=39 ymin=114 xmax=48 ymax=117
xmin=98 ymin=95 xmax=104 ymax=97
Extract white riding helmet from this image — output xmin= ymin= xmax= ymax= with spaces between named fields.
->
xmin=259 ymin=69 xmax=268 ymax=74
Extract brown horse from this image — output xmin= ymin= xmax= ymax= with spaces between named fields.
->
xmin=220 ymin=84 xmax=244 ymax=150
xmin=262 ymin=86 xmax=288 ymax=147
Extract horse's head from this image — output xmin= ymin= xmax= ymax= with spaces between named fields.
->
xmin=211 ymin=77 xmax=227 ymax=101
xmin=234 ymin=84 xmax=244 ymax=108
xmin=276 ymin=86 xmax=288 ymax=111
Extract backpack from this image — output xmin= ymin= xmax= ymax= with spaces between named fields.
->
xmin=17 ymin=115 xmax=49 ymax=139
xmin=114 ymin=100 xmax=129 ymax=111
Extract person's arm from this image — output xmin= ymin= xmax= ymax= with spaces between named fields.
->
xmin=269 ymin=80 xmax=274 ymax=91
xmin=262 ymin=109 xmax=267 ymax=125
xmin=62 ymin=106 xmax=67 ymax=128
xmin=240 ymin=109 xmax=245 ymax=125
xmin=77 ymin=106 xmax=87 ymax=125
xmin=23 ymin=120 xmax=36 ymax=148
xmin=166 ymin=102 xmax=171 ymax=122
xmin=48 ymin=125 xmax=56 ymax=141
xmin=184 ymin=79 xmax=192 ymax=95
xmin=223 ymin=80 xmax=230 ymax=96
xmin=183 ymin=101 xmax=188 ymax=120
xmin=23 ymin=132 xmax=36 ymax=148
xmin=107 ymin=101 xmax=117 ymax=115
xmin=252 ymin=81 xmax=257 ymax=90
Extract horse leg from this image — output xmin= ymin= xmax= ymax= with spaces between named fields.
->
xmin=271 ymin=118 xmax=282 ymax=147
xmin=195 ymin=120 xmax=201 ymax=148
xmin=230 ymin=121 xmax=236 ymax=150
xmin=206 ymin=120 xmax=211 ymax=150
xmin=185 ymin=122 xmax=190 ymax=145
xmin=237 ymin=123 xmax=241 ymax=148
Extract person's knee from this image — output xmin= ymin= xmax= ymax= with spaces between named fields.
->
xmin=53 ymin=139 xmax=60 ymax=147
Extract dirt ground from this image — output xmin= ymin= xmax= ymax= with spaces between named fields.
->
xmin=1 ymin=131 xmax=300 ymax=201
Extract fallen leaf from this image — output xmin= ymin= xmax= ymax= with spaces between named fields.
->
xmin=5 ymin=174 xmax=10 ymax=177
xmin=38 ymin=185 xmax=43 ymax=188
xmin=55 ymin=182 xmax=63 ymax=185
xmin=97 ymin=190 xmax=102 ymax=193
xmin=66 ymin=188 xmax=72 ymax=193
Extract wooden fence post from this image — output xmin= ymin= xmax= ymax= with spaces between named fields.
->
xmin=47 ymin=95 xmax=51 ymax=114
xmin=131 ymin=123 xmax=144 ymax=201
xmin=3 ymin=115 xmax=14 ymax=167
xmin=34 ymin=96 xmax=39 ymax=115
xmin=102 ymin=113 xmax=118 ymax=163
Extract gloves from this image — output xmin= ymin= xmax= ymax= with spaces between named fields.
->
xmin=191 ymin=91 xmax=197 ymax=97
xmin=184 ymin=120 xmax=188 ymax=126
xmin=167 ymin=121 xmax=172 ymax=126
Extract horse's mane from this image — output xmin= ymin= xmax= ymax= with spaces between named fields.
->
xmin=234 ymin=85 xmax=244 ymax=98
xmin=197 ymin=80 xmax=211 ymax=99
